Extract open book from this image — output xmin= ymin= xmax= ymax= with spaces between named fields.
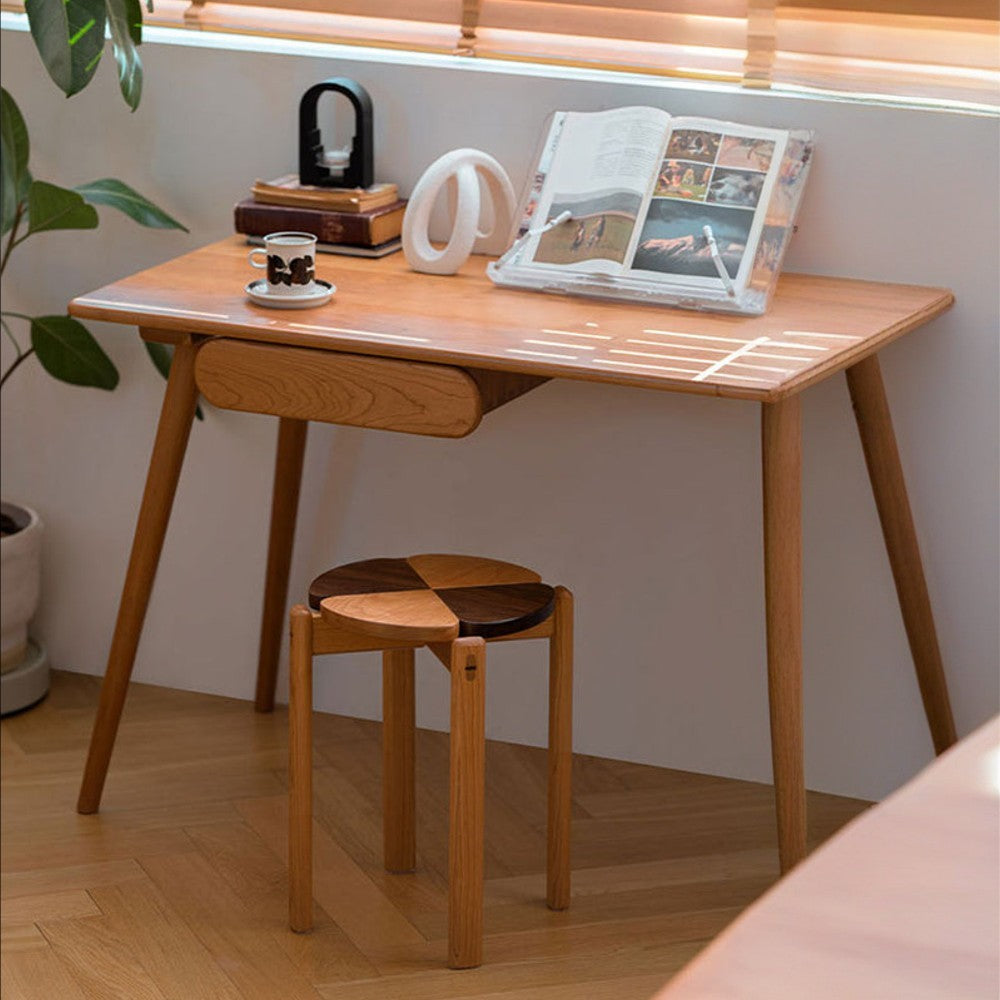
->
xmin=488 ymin=107 xmax=813 ymax=314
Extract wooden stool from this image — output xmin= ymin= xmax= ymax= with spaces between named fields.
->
xmin=288 ymin=554 xmax=573 ymax=969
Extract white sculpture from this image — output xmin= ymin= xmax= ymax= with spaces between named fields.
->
xmin=402 ymin=149 xmax=517 ymax=275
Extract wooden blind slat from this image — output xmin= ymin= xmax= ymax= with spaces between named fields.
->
xmin=475 ymin=0 xmax=746 ymax=14
xmin=744 ymin=0 xmax=777 ymax=86
xmin=198 ymin=0 xmax=463 ymax=19
xmin=778 ymin=11 xmax=999 ymax=70
xmin=782 ymin=0 xmax=999 ymax=19
xmin=474 ymin=1 xmax=747 ymax=41
xmin=177 ymin=0 xmax=465 ymax=51
xmin=459 ymin=0 xmax=479 ymax=52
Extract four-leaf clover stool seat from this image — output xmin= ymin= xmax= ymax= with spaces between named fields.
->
xmin=288 ymin=553 xmax=573 ymax=969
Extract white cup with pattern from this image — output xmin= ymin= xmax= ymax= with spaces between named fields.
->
xmin=249 ymin=232 xmax=317 ymax=296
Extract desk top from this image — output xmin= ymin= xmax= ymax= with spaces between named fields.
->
xmin=70 ymin=237 xmax=953 ymax=402
xmin=655 ymin=718 xmax=1000 ymax=1000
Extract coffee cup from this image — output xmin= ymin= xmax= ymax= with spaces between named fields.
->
xmin=249 ymin=232 xmax=317 ymax=296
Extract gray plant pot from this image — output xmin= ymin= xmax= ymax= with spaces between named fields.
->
xmin=1 ymin=501 xmax=49 ymax=715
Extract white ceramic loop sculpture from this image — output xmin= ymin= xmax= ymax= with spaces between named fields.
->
xmin=402 ymin=149 xmax=516 ymax=275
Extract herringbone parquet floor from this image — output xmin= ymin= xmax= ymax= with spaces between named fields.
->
xmin=1 ymin=671 xmax=869 ymax=999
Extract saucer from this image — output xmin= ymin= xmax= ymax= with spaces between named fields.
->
xmin=245 ymin=278 xmax=335 ymax=309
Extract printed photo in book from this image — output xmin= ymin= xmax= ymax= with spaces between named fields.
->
xmin=508 ymin=107 xmax=812 ymax=303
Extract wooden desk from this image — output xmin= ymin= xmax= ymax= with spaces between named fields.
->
xmin=69 ymin=236 xmax=958 ymax=872
xmin=654 ymin=717 xmax=1000 ymax=1000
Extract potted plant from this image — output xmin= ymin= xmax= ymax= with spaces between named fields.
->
xmin=1 ymin=2 xmax=188 ymax=713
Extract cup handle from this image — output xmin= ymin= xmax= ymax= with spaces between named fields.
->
xmin=249 ymin=248 xmax=268 ymax=269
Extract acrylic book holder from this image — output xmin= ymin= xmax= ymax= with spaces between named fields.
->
xmin=488 ymin=113 xmax=815 ymax=316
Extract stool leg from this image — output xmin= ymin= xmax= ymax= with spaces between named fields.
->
xmin=448 ymin=637 xmax=486 ymax=969
xmin=288 ymin=605 xmax=314 ymax=933
xmin=383 ymin=648 xmax=417 ymax=873
xmin=547 ymin=587 xmax=573 ymax=911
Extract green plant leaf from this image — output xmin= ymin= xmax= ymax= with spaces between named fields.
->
xmin=31 ymin=315 xmax=119 ymax=389
xmin=143 ymin=339 xmax=173 ymax=379
xmin=24 ymin=0 xmax=107 ymax=98
xmin=0 ymin=91 xmax=30 ymax=178
xmin=1 ymin=180 xmax=12 ymax=238
xmin=144 ymin=341 xmax=203 ymax=418
xmin=76 ymin=178 xmax=187 ymax=231
xmin=106 ymin=0 xmax=143 ymax=111
xmin=26 ymin=180 xmax=99 ymax=235
xmin=121 ymin=0 xmax=141 ymax=44
xmin=1 ymin=88 xmax=30 ymax=235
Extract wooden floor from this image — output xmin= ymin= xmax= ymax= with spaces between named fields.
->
xmin=1 ymin=671 xmax=869 ymax=999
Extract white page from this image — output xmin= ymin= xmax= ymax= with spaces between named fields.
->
xmin=520 ymin=106 xmax=672 ymax=275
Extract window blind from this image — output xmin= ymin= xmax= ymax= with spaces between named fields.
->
xmin=92 ymin=0 xmax=1000 ymax=105
xmin=771 ymin=1 xmax=999 ymax=105
xmin=174 ymin=0 xmax=468 ymax=53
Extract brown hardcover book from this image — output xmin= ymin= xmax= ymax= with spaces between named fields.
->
xmin=252 ymin=174 xmax=399 ymax=213
xmin=234 ymin=198 xmax=406 ymax=247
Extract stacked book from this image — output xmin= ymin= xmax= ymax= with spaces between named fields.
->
xmin=234 ymin=174 xmax=405 ymax=258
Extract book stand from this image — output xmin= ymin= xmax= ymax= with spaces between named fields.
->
xmin=490 ymin=123 xmax=815 ymax=316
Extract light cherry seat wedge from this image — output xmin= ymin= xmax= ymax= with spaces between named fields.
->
xmin=288 ymin=553 xmax=573 ymax=969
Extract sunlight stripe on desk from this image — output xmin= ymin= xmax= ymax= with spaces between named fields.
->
xmin=642 ymin=329 xmax=737 ymax=345
xmin=507 ymin=348 xmax=578 ymax=360
xmin=287 ymin=323 xmax=429 ymax=343
xmin=595 ymin=357 xmax=772 ymax=384
xmin=784 ymin=330 xmax=863 ymax=341
xmin=73 ymin=298 xmax=230 ymax=320
xmin=760 ymin=341 xmax=827 ymax=352
xmin=611 ymin=349 xmax=792 ymax=376
xmin=525 ymin=339 xmax=598 ymax=351
xmin=539 ymin=328 xmax=613 ymax=340
xmin=737 ymin=350 xmax=815 ymax=363
xmin=611 ymin=349 xmax=717 ymax=367
xmin=629 ymin=338 xmax=731 ymax=355
xmin=643 ymin=329 xmax=829 ymax=353
xmin=628 ymin=339 xmax=814 ymax=365
xmin=694 ymin=337 xmax=771 ymax=382
xmin=713 ymin=371 xmax=775 ymax=384
xmin=592 ymin=358 xmax=703 ymax=377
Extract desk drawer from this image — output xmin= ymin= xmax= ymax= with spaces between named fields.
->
xmin=195 ymin=339 xmax=489 ymax=437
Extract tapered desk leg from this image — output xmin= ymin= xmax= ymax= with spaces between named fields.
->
xmin=846 ymin=355 xmax=957 ymax=755
xmin=77 ymin=338 xmax=201 ymax=815
xmin=762 ymin=395 xmax=806 ymax=874
xmin=254 ymin=418 xmax=308 ymax=712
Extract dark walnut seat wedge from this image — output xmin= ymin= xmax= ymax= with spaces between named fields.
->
xmin=289 ymin=554 xmax=573 ymax=969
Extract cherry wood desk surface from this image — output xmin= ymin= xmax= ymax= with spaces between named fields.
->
xmin=655 ymin=717 xmax=1000 ymax=1000
xmin=69 ymin=236 xmax=953 ymax=403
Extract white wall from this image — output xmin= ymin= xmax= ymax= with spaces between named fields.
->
xmin=2 ymin=23 xmax=997 ymax=800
